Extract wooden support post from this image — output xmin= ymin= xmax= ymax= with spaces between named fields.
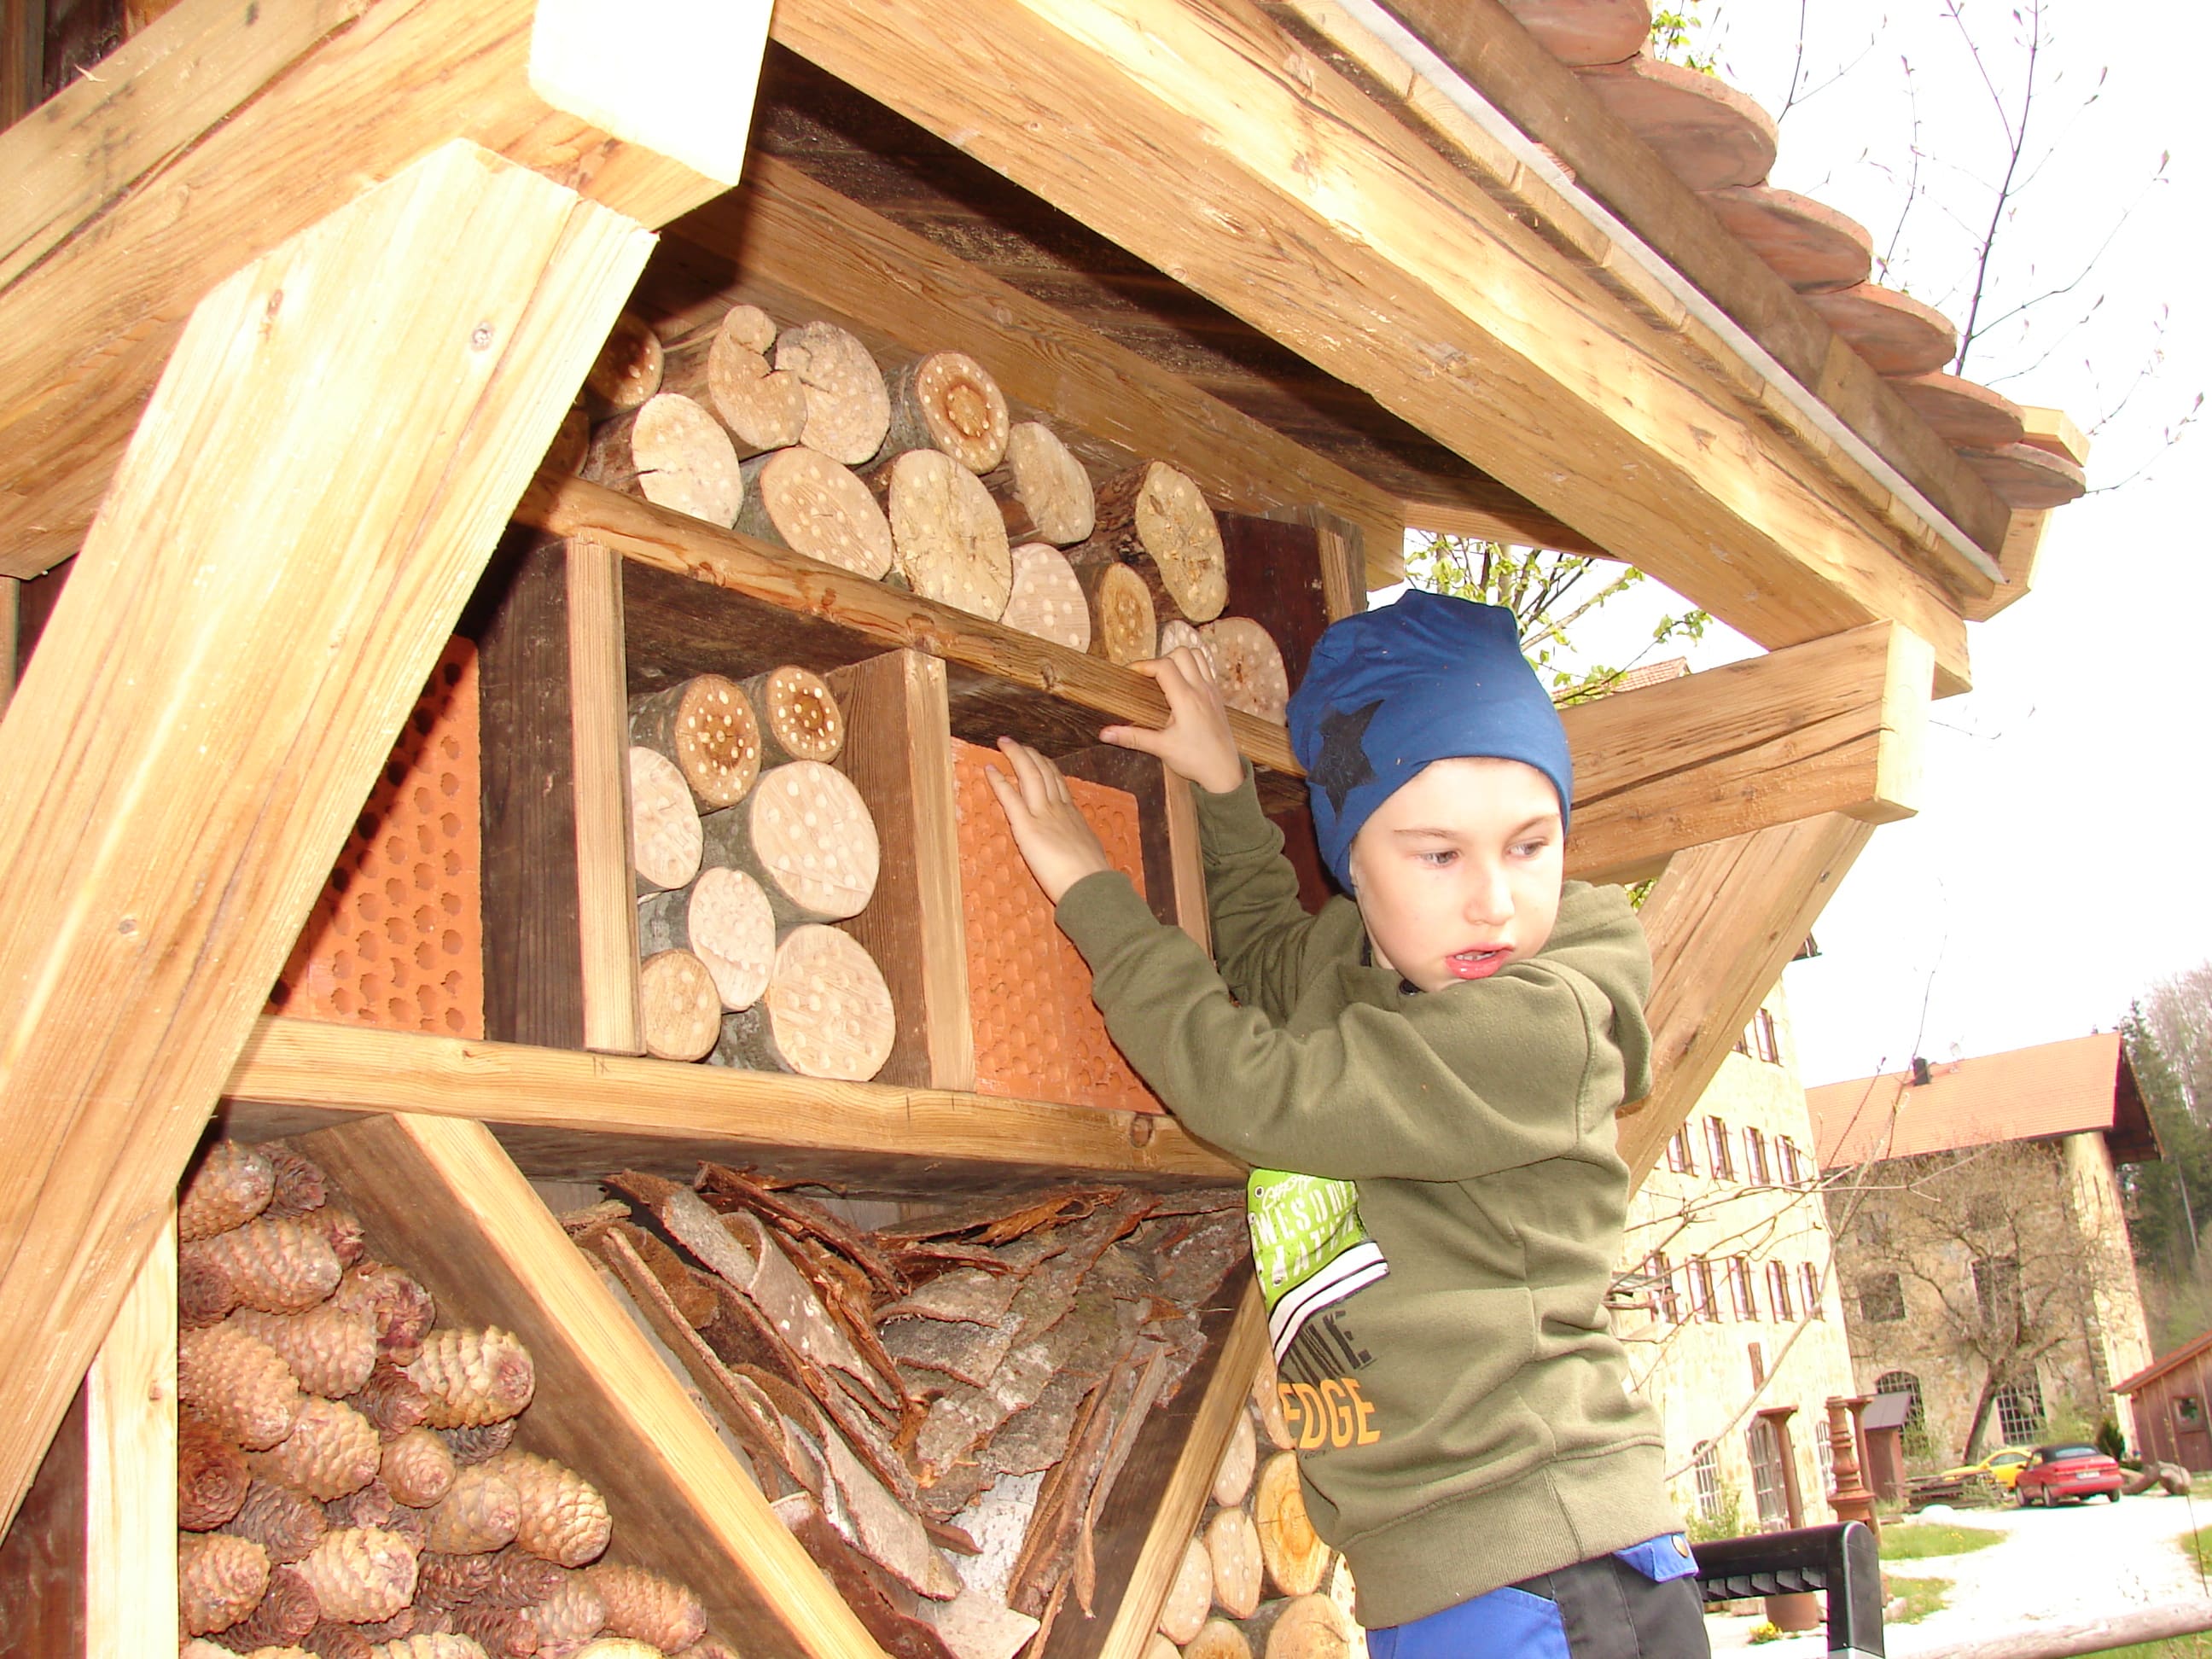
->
xmin=0 ymin=573 xmax=16 ymax=715
xmin=85 ymin=1208 xmax=177 ymax=1655
xmin=0 ymin=139 xmax=651 ymax=1532
xmin=1620 ymin=814 xmax=1876 ymax=1187
xmin=568 ymin=536 xmax=647 ymax=1055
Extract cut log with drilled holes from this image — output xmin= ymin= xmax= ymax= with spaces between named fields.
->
xmin=1185 ymin=1617 xmax=1255 ymax=1659
xmin=1205 ymin=1505 xmax=1263 ymax=1619
xmin=982 ymin=421 xmax=1095 ymax=546
xmin=1246 ymin=1595 xmax=1353 ymax=1659
xmin=740 ymin=666 xmax=847 ymax=767
xmin=999 ymin=542 xmax=1091 ymax=652
xmin=585 ymin=313 xmax=664 ymax=417
xmin=658 ymin=306 xmax=806 ymax=458
xmin=864 ymin=449 xmax=1014 ymax=620
xmin=732 ymin=445 xmax=897 ymax=580
xmin=775 ymin=321 xmax=891 ymax=465
xmin=628 ymin=746 xmax=703 ymax=895
xmin=879 ymin=351 xmax=1010 ymax=473
xmin=584 ymin=393 xmax=743 ymax=528
xmin=1078 ymin=560 xmax=1158 ymax=667
xmin=1157 ymin=1534 xmax=1215 ymax=1644
xmin=636 ymin=866 xmax=777 ymax=1012
xmin=697 ymin=761 xmax=880 ymax=926
xmin=1082 ymin=463 xmax=1227 ymax=624
xmin=1202 ymin=619 xmax=1290 ymax=724
xmin=1212 ymin=1409 xmax=1257 ymax=1508
xmin=627 ymin=675 xmax=762 ymax=810
xmin=710 ymin=925 xmax=896 ymax=1081
xmin=1254 ymin=1452 xmax=1330 ymax=1596
xmin=1158 ymin=618 xmax=1205 ymax=659
xmin=640 ymin=948 xmax=722 ymax=1062
xmin=1252 ymin=1353 xmax=1292 ymax=1452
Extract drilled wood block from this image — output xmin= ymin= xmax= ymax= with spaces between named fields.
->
xmin=272 ymin=639 xmax=484 ymax=1039
xmin=951 ymin=739 xmax=1161 ymax=1114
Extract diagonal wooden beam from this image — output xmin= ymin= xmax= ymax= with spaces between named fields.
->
xmin=1621 ymin=813 xmax=1877 ymax=1189
xmin=0 ymin=139 xmax=651 ymax=1532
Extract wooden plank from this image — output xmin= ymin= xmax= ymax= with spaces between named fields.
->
xmin=0 ymin=140 xmax=652 ymax=1533
xmin=766 ymin=0 xmax=1976 ymax=694
xmin=1963 ymin=506 xmax=2050 ymax=623
xmin=568 ymin=535 xmax=645 ymax=1054
xmin=0 ymin=573 xmax=16 ymax=714
xmin=298 ymin=1110 xmax=887 ymax=1659
xmin=823 ymin=649 xmax=975 ymax=1091
xmin=84 ymin=1209 xmax=176 ymax=1657
xmin=1161 ymin=771 xmax=1211 ymax=958
xmin=225 ymin=1016 xmax=1245 ymax=1190
xmin=2020 ymin=405 xmax=2091 ymax=466
xmin=1621 ymin=813 xmax=1876 ymax=1187
xmin=1400 ymin=493 xmax=1603 ymax=556
xmin=2 ymin=0 xmax=45 ymax=133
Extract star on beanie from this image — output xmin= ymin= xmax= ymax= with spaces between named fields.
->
xmin=1286 ymin=591 xmax=1573 ymax=891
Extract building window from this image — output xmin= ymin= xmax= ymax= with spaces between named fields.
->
xmin=1706 ymin=1117 xmax=1737 ymax=1182
xmin=1801 ymin=1262 xmax=1824 ymax=1318
xmin=1666 ymin=1122 xmax=1697 ymax=1176
xmin=1996 ymin=1377 xmax=2046 ymax=1444
xmin=1767 ymin=1260 xmax=1795 ymax=1321
xmin=1727 ymin=1256 xmax=1758 ymax=1321
xmin=2180 ymin=1396 xmax=2203 ymax=1426
xmin=1858 ymin=1272 xmax=1906 ymax=1324
xmin=1744 ymin=1127 xmax=1772 ymax=1185
xmin=1687 ymin=1257 xmax=1718 ymax=1323
xmin=1778 ymin=1136 xmax=1803 ymax=1185
xmin=1646 ymin=1253 xmax=1682 ymax=1324
xmin=1877 ymin=1370 xmax=1929 ymax=1457
xmin=1974 ymin=1256 xmax=2022 ymax=1327
xmin=1748 ymin=1417 xmax=1790 ymax=1530
xmin=1748 ymin=1342 xmax=1766 ymax=1388
xmin=1739 ymin=1007 xmax=1781 ymax=1064
xmin=1814 ymin=1421 xmax=1834 ymax=1499
xmin=1691 ymin=1441 xmax=1724 ymax=1520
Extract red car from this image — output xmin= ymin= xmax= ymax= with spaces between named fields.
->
xmin=2012 ymin=1442 xmax=2125 ymax=1506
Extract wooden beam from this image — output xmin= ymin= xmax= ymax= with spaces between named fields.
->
xmin=1963 ymin=506 xmax=2050 ymax=623
xmin=765 ymin=0 xmax=1976 ymax=693
xmin=85 ymin=1209 xmax=177 ymax=1656
xmin=2020 ymin=405 xmax=2091 ymax=467
xmin=1400 ymin=494 xmax=1603 ymax=556
xmin=1 ymin=0 xmax=43 ymax=131
xmin=224 ymin=1016 xmax=1244 ymax=1190
xmin=0 ymin=140 xmax=651 ymax=1533
xmin=566 ymin=536 xmax=646 ymax=1055
xmin=1621 ymin=813 xmax=1876 ymax=1187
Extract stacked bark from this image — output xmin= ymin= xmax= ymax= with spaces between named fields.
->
xmin=626 ymin=665 xmax=896 ymax=1080
xmin=175 ymin=1139 xmax=737 ymax=1659
xmin=566 ymin=1169 xmax=1249 ymax=1659
xmin=562 ymin=306 xmax=1290 ymax=719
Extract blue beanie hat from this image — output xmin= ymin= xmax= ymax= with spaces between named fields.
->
xmin=1286 ymin=591 xmax=1572 ymax=891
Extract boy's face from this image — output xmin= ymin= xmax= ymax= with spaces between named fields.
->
xmin=1346 ymin=756 xmax=1565 ymax=994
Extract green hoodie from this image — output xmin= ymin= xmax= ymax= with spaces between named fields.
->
xmin=1054 ymin=771 xmax=1682 ymax=1627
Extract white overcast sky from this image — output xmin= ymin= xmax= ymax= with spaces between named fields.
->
xmin=1402 ymin=3 xmax=2212 ymax=1085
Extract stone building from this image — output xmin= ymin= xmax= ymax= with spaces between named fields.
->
xmin=1805 ymin=1034 xmax=2160 ymax=1465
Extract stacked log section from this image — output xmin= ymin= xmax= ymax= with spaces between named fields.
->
xmin=699 ymin=761 xmax=880 ymax=927
xmin=879 ymin=351 xmax=1010 ymax=473
xmin=999 ymin=542 xmax=1092 ymax=652
xmin=1243 ymin=1595 xmax=1354 ymax=1659
xmin=867 ymin=448 xmax=1014 ymax=620
xmin=1203 ymin=619 xmax=1291 ymax=725
xmin=658 ymin=304 xmax=806 ymax=457
xmin=1078 ymin=559 xmax=1159 ymax=666
xmin=628 ymin=746 xmax=703 ymax=895
xmin=740 ymin=665 xmax=847 ymax=766
xmin=775 ymin=320 xmax=892 ymax=464
xmin=711 ymin=924 xmax=896 ymax=1082
xmin=584 ymin=393 xmax=744 ymax=527
xmin=638 ymin=947 xmax=724 ymax=1062
xmin=627 ymin=674 xmax=762 ymax=810
xmin=1158 ymin=618 xmax=1206 ymax=660
xmin=1084 ymin=463 xmax=1229 ymax=624
xmin=734 ymin=445 xmax=896 ymax=580
xmin=984 ymin=421 xmax=1096 ymax=545
xmin=584 ymin=312 xmax=663 ymax=417
xmin=636 ymin=866 xmax=776 ymax=1012
xmin=1254 ymin=1452 xmax=1330 ymax=1596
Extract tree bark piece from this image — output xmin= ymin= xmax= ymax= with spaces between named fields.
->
xmin=628 ymin=745 xmax=703 ymax=894
xmin=584 ymin=312 xmax=663 ymax=417
xmin=660 ymin=305 xmax=806 ymax=457
xmin=982 ymin=422 xmax=1094 ymax=545
xmin=697 ymin=760 xmax=880 ymax=925
xmin=880 ymin=352 xmax=1010 ymax=474
xmin=735 ymin=446 xmax=897 ymax=580
xmin=1079 ymin=560 xmax=1158 ymax=666
xmin=869 ymin=450 xmax=1013 ymax=620
xmin=584 ymin=393 xmax=744 ymax=528
xmin=627 ymin=674 xmax=763 ymax=810
xmin=636 ymin=866 xmax=777 ymax=1012
xmin=1084 ymin=463 xmax=1228 ymax=623
xmin=741 ymin=666 xmax=847 ymax=766
xmin=1157 ymin=1536 xmax=1214 ymax=1644
xmin=998 ymin=543 xmax=1091 ymax=652
xmin=1205 ymin=1505 xmax=1263 ymax=1619
xmin=711 ymin=925 xmax=896 ymax=1082
xmin=1185 ymin=1617 xmax=1254 ymax=1659
xmin=1212 ymin=1410 xmax=1257 ymax=1509
xmin=1254 ymin=1453 xmax=1329 ymax=1597
xmin=776 ymin=321 xmax=891 ymax=464
xmin=1201 ymin=619 xmax=1289 ymax=724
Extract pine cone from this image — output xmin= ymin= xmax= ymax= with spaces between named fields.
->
xmin=229 ymin=1304 xmax=378 ymax=1400
xmin=407 ymin=1330 xmax=534 ymax=1429
xmin=250 ymin=1399 xmax=381 ymax=1501
xmin=188 ymin=1219 xmax=341 ymax=1315
xmin=312 ymin=1206 xmax=368 ymax=1270
xmin=447 ymin=1603 xmax=536 ymax=1658
xmin=181 ymin=1142 xmax=277 ymax=1242
xmin=224 ymin=1562 xmax=321 ymax=1649
xmin=334 ymin=1264 xmax=437 ymax=1365
xmin=570 ymin=1641 xmax=665 ymax=1659
xmin=672 ymin=1639 xmax=741 ymax=1659
xmin=522 ymin=1578 xmax=606 ymax=1659
xmin=585 ymin=1565 xmax=705 ymax=1655
xmin=180 ymin=1530 xmax=271 ymax=1635
xmin=477 ymin=1547 xmax=566 ymax=1609
xmin=180 ymin=1410 xmax=251 ymax=1532
xmin=181 ymin=1641 xmax=242 ymax=1659
xmin=304 ymin=1621 xmax=376 ymax=1659
xmin=180 ymin=1324 xmax=304 ymax=1451
xmin=181 ymin=1249 xmax=244 ymax=1328
xmin=416 ymin=1550 xmax=498 ymax=1607
xmin=381 ymin=1503 xmax=429 ymax=1554
xmin=224 ymin=1480 xmax=329 ymax=1564
xmin=256 ymin=1143 xmax=330 ymax=1219
xmin=437 ymin=1421 xmax=517 ymax=1467
xmin=423 ymin=1464 xmax=521 ymax=1555
xmin=482 ymin=1452 xmax=609 ymax=1569
xmin=296 ymin=1527 xmax=419 ymax=1624
xmin=382 ymin=1429 xmax=457 ymax=1509
xmin=368 ymin=1637 xmax=492 ymax=1659
xmin=329 ymin=1478 xmax=396 ymax=1530
xmin=349 ymin=1361 xmax=430 ymax=1440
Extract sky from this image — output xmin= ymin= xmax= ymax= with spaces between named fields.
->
xmin=1408 ymin=2 xmax=2212 ymax=1085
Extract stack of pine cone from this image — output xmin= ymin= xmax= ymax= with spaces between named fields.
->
xmin=174 ymin=1138 xmax=735 ymax=1659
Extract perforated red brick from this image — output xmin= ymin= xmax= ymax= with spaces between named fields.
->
xmin=951 ymin=740 xmax=1161 ymax=1114
xmin=271 ymin=638 xmax=484 ymax=1038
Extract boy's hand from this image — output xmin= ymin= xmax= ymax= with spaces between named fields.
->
xmin=983 ymin=738 xmax=1115 ymax=905
xmin=1102 ymin=646 xmax=1243 ymax=795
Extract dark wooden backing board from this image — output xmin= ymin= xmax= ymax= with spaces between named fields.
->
xmin=0 ymin=1382 xmax=88 ymax=1657
xmin=1218 ymin=511 xmax=1328 ymax=693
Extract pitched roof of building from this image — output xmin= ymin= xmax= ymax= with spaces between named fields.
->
xmin=2115 ymin=1328 xmax=2212 ymax=1397
xmin=1805 ymin=1032 xmax=2160 ymax=1170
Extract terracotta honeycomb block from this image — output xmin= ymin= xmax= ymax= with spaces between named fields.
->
xmin=951 ymin=739 xmax=1161 ymax=1114
xmin=273 ymin=638 xmax=484 ymax=1038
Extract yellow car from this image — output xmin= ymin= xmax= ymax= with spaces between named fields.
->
xmin=1941 ymin=1447 xmax=2035 ymax=1491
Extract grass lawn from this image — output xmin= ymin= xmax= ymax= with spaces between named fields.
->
xmin=1884 ymin=1575 xmax=1952 ymax=1624
xmin=1880 ymin=1521 xmax=2005 ymax=1562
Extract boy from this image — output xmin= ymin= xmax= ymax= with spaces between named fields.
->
xmin=985 ymin=591 xmax=1706 ymax=1657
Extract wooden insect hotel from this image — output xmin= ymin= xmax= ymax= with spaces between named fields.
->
xmin=0 ymin=0 xmax=2088 ymax=1651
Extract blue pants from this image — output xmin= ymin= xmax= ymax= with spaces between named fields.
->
xmin=1365 ymin=1535 xmax=1709 ymax=1659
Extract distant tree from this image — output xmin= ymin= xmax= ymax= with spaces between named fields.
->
xmin=2121 ymin=973 xmax=2212 ymax=1350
